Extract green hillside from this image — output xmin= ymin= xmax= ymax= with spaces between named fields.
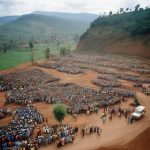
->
xmin=0 ymin=13 xmax=92 ymax=70
xmin=0 ymin=14 xmax=89 ymax=45
xmin=76 ymin=7 xmax=150 ymax=58
xmin=33 ymin=11 xmax=98 ymax=23
xmin=0 ymin=16 xmax=19 ymax=25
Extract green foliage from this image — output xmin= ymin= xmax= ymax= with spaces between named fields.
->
xmin=0 ymin=42 xmax=76 ymax=70
xmin=91 ymin=7 xmax=150 ymax=35
xmin=0 ymin=14 xmax=89 ymax=48
xmin=53 ymin=104 xmax=67 ymax=123
xmin=109 ymin=11 xmax=113 ymax=16
xmin=135 ymin=4 xmax=140 ymax=11
xmin=0 ymin=75 xmax=4 ymax=86
xmin=30 ymin=50 xmax=34 ymax=63
xmin=45 ymin=47 xmax=50 ymax=59
xmin=3 ymin=43 xmax=7 ymax=53
xmin=133 ymin=96 xmax=140 ymax=106
xmin=60 ymin=46 xmax=70 ymax=56
xmin=29 ymin=41 xmax=34 ymax=49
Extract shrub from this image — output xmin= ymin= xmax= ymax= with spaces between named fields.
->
xmin=53 ymin=103 xmax=67 ymax=123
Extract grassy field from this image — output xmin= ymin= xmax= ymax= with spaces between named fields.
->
xmin=0 ymin=42 xmax=76 ymax=70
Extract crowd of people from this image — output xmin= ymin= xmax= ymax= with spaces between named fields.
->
xmin=0 ymin=54 xmax=148 ymax=149
xmin=38 ymin=62 xmax=83 ymax=74
xmin=99 ymin=105 xmax=134 ymax=124
xmin=0 ymin=106 xmax=44 ymax=150
xmin=0 ymin=108 xmax=12 ymax=119
xmin=0 ymin=68 xmax=60 ymax=92
xmin=38 ymin=124 xmax=78 ymax=148
xmin=92 ymin=78 xmax=121 ymax=87
xmin=141 ymin=86 xmax=150 ymax=96
xmin=81 ymin=126 xmax=102 ymax=137
xmin=0 ymin=68 xmax=137 ymax=116
xmin=0 ymin=106 xmax=78 ymax=149
xmin=92 ymin=68 xmax=150 ymax=84
xmin=96 ymin=59 xmax=150 ymax=74
xmin=101 ymin=87 xmax=135 ymax=98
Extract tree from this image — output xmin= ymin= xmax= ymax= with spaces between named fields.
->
xmin=59 ymin=46 xmax=71 ymax=56
xmin=45 ymin=47 xmax=50 ymax=59
xmin=31 ymin=50 xmax=34 ymax=63
xmin=120 ymin=8 xmax=124 ymax=14
xmin=103 ymin=12 xmax=107 ymax=16
xmin=135 ymin=4 xmax=140 ymax=11
xmin=74 ymin=34 xmax=79 ymax=43
xmin=109 ymin=11 xmax=113 ymax=16
xmin=139 ymin=8 xmax=144 ymax=11
xmin=133 ymin=96 xmax=140 ymax=106
xmin=29 ymin=40 xmax=34 ymax=63
xmin=56 ymin=40 xmax=60 ymax=51
xmin=53 ymin=104 xmax=67 ymax=123
xmin=29 ymin=41 xmax=34 ymax=49
xmin=126 ymin=8 xmax=129 ymax=12
xmin=3 ymin=44 xmax=7 ymax=53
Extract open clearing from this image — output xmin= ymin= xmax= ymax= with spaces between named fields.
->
xmin=0 ymin=54 xmax=150 ymax=150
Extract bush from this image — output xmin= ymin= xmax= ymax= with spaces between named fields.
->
xmin=59 ymin=47 xmax=70 ymax=56
xmin=53 ymin=104 xmax=67 ymax=123
xmin=45 ymin=47 xmax=50 ymax=59
xmin=133 ymin=96 xmax=140 ymax=106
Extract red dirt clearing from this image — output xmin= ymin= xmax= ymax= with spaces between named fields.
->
xmin=0 ymin=64 xmax=150 ymax=150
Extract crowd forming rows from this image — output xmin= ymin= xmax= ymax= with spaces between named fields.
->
xmin=37 ymin=54 xmax=150 ymax=87
xmin=0 ymin=54 xmax=149 ymax=149
xmin=0 ymin=106 xmax=78 ymax=149
xmin=91 ymin=77 xmax=121 ymax=88
xmin=92 ymin=68 xmax=150 ymax=84
xmin=0 ymin=68 xmax=136 ymax=116
xmin=141 ymin=86 xmax=150 ymax=96
xmin=0 ymin=108 xmax=12 ymax=119
xmin=38 ymin=62 xmax=83 ymax=74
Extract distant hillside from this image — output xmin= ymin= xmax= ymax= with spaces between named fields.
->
xmin=0 ymin=16 xmax=19 ymax=25
xmin=33 ymin=11 xmax=98 ymax=23
xmin=76 ymin=8 xmax=150 ymax=58
xmin=0 ymin=14 xmax=91 ymax=48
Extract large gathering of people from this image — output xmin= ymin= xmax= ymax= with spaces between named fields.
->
xmin=101 ymin=87 xmax=135 ymax=98
xmin=0 ymin=58 xmax=141 ymax=117
xmin=39 ymin=124 xmax=78 ymax=148
xmin=38 ymin=62 xmax=83 ymax=74
xmin=0 ymin=54 xmax=149 ymax=149
xmin=96 ymin=59 xmax=150 ymax=74
xmin=81 ymin=126 xmax=102 ymax=137
xmin=92 ymin=78 xmax=121 ymax=87
xmin=141 ymin=86 xmax=150 ymax=96
xmin=0 ymin=106 xmax=44 ymax=149
xmin=0 ymin=108 xmax=12 ymax=119
xmin=0 ymin=105 xmax=78 ymax=149
xmin=0 ymin=68 xmax=137 ymax=116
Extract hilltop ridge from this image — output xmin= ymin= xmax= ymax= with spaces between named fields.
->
xmin=76 ymin=8 xmax=150 ymax=58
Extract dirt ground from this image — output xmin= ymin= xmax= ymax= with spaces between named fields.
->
xmin=0 ymin=62 xmax=150 ymax=150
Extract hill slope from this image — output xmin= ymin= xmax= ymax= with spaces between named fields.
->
xmin=76 ymin=8 xmax=150 ymax=58
xmin=0 ymin=14 xmax=90 ymax=42
xmin=33 ymin=11 xmax=98 ymax=23
xmin=97 ymin=127 xmax=150 ymax=150
xmin=0 ymin=16 xmax=19 ymax=25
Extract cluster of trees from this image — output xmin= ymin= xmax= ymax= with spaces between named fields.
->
xmin=107 ymin=4 xmax=147 ymax=16
xmin=0 ymin=36 xmax=18 ymax=53
xmin=90 ymin=5 xmax=150 ymax=35
xmin=59 ymin=46 xmax=71 ymax=56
